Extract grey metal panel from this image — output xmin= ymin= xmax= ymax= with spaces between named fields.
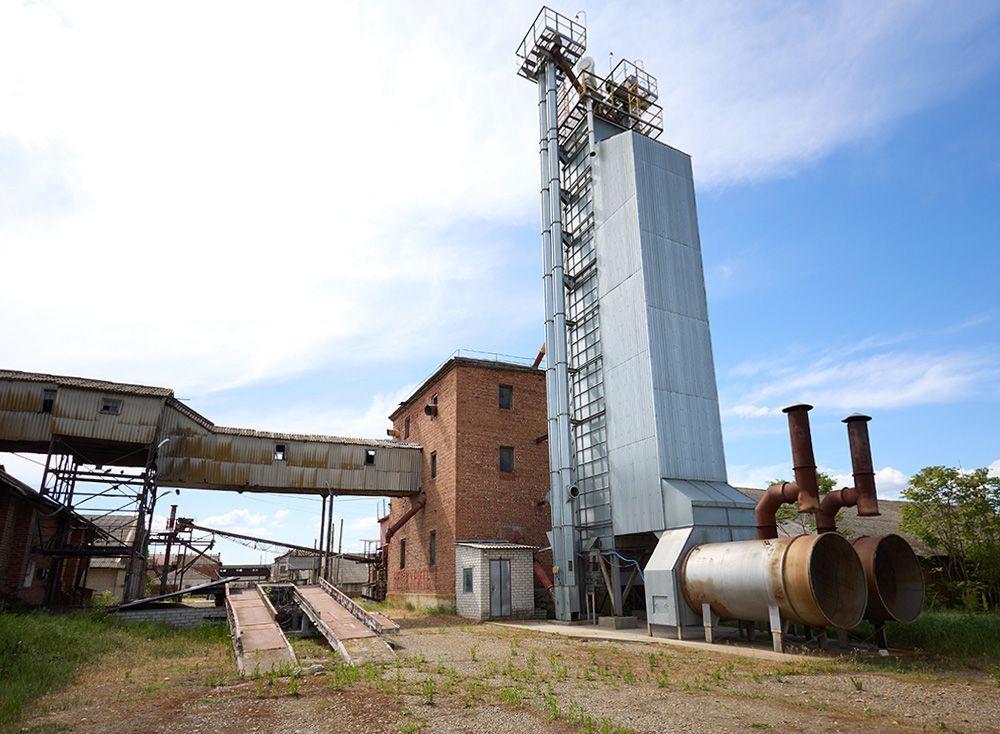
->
xmin=641 ymin=231 xmax=709 ymax=321
xmin=646 ymin=308 xmax=717 ymax=399
xmin=607 ymin=436 xmax=663 ymax=536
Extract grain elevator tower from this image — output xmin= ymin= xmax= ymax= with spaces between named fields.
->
xmin=517 ymin=8 xmax=756 ymax=626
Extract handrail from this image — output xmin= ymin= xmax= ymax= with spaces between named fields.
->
xmin=319 ymin=577 xmax=399 ymax=635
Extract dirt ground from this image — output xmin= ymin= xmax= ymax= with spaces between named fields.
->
xmin=17 ymin=613 xmax=1000 ymax=734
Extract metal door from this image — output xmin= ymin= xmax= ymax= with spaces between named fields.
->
xmin=489 ymin=558 xmax=512 ymax=617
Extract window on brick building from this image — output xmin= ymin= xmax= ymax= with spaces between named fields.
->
xmin=400 ymin=539 xmax=406 ymax=569
xmin=463 ymin=567 xmax=473 ymax=593
xmin=430 ymin=451 xmax=437 ymax=478
xmin=404 ymin=416 xmax=410 ymax=439
xmin=429 ymin=531 xmax=437 ymax=566
xmin=499 ymin=384 xmax=513 ymax=410
xmin=499 ymin=446 xmax=515 ymax=473
xmin=41 ymin=389 xmax=56 ymax=413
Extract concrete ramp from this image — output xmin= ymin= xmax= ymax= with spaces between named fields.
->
xmin=226 ymin=585 xmax=297 ymax=675
xmin=293 ymin=584 xmax=395 ymax=664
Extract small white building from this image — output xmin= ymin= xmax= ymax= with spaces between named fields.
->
xmin=454 ymin=541 xmax=536 ymax=622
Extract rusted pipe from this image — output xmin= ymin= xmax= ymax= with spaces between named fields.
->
xmin=384 ymin=495 xmax=426 ymax=546
xmin=680 ymin=533 xmax=867 ymax=630
xmin=785 ymin=404 xmax=821 ymax=513
xmin=754 ymin=404 xmax=820 ymax=539
xmin=755 ymin=482 xmax=800 ymax=540
xmin=533 ymin=558 xmax=555 ymax=598
xmin=531 ymin=342 xmax=546 ymax=369
xmin=816 ymin=413 xmax=880 ymax=532
xmin=845 ymin=413 xmax=880 ymax=517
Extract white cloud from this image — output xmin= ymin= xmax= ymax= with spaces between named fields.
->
xmin=724 ymin=404 xmax=780 ymax=418
xmin=727 ymin=462 xmax=791 ymax=489
xmin=989 ymin=459 xmax=1000 ymax=479
xmin=199 ymin=508 xmax=268 ymax=536
xmin=831 ymin=466 xmax=911 ymax=500
xmin=0 ymin=2 xmax=995 ymax=394
xmin=724 ymin=349 xmax=997 ymax=417
xmin=274 ymin=509 xmax=290 ymax=520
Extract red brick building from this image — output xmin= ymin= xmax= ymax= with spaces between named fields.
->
xmin=384 ymin=357 xmax=551 ymax=606
xmin=0 ymin=467 xmax=96 ymax=606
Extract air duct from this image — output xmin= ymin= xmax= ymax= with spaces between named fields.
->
xmin=817 ymin=413 xmax=880 ymax=532
xmin=680 ymin=533 xmax=867 ymax=650
xmin=851 ymin=534 xmax=924 ymax=624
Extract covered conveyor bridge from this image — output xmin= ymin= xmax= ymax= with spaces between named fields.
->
xmin=0 ymin=370 xmax=422 ymax=496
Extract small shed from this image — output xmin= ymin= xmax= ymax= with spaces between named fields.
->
xmin=455 ymin=541 xmax=536 ymax=622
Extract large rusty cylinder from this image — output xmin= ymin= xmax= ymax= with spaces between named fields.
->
xmin=783 ymin=404 xmax=820 ymax=513
xmin=844 ymin=414 xmax=880 ymax=517
xmin=681 ymin=534 xmax=867 ymax=630
xmin=851 ymin=534 xmax=924 ymax=623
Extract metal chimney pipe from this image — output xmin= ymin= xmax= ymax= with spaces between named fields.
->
xmin=784 ymin=404 xmax=820 ymax=513
xmin=844 ymin=413 xmax=880 ymax=517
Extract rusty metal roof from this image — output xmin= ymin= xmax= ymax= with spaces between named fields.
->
xmin=0 ymin=370 xmax=173 ymax=398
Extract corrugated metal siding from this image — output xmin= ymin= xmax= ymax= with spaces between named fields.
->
xmin=0 ymin=380 xmax=163 ymax=446
xmin=594 ymin=131 xmax=747 ymax=537
xmin=157 ymin=403 xmax=421 ymax=495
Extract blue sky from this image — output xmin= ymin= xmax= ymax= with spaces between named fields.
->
xmin=2 ymin=1 xmax=998 ymax=563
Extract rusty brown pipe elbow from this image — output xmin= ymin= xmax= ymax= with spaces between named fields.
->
xmin=783 ymin=404 xmax=820 ymax=514
xmin=755 ymin=481 xmax=801 ymax=539
xmin=816 ymin=487 xmax=858 ymax=533
xmin=844 ymin=413 xmax=880 ymax=517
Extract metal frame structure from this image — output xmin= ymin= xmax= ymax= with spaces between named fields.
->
xmin=517 ymin=6 xmax=664 ymax=621
xmin=37 ymin=436 xmax=159 ymax=603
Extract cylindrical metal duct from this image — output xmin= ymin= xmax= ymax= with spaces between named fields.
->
xmin=681 ymin=534 xmax=867 ymax=629
xmin=844 ymin=413 xmax=880 ymax=517
xmin=851 ymin=534 xmax=924 ymax=623
xmin=784 ymin=404 xmax=820 ymax=513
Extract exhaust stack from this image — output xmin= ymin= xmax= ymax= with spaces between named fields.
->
xmin=817 ymin=414 xmax=881 ymax=533
xmin=755 ymin=404 xmax=820 ymax=539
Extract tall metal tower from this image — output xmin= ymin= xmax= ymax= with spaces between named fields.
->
xmin=517 ymin=8 xmax=666 ymax=621
xmin=517 ymin=7 xmax=755 ymax=625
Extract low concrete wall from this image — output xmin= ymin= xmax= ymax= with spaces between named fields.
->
xmin=115 ymin=604 xmax=228 ymax=628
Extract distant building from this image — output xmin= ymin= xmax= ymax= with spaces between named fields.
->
xmin=385 ymin=357 xmax=551 ymax=607
xmin=147 ymin=551 xmax=222 ymax=592
xmin=0 ymin=467 xmax=96 ymax=606
xmin=270 ymin=549 xmax=370 ymax=596
xmin=85 ymin=515 xmax=137 ymax=601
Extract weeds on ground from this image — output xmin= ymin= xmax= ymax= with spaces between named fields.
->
xmin=0 ymin=610 xmax=229 ymax=730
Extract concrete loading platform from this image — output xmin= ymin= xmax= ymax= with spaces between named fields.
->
xmin=226 ymin=581 xmax=397 ymax=674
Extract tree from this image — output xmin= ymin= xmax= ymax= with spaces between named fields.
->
xmin=772 ymin=471 xmax=836 ymax=535
xmin=899 ymin=466 xmax=1000 ymax=610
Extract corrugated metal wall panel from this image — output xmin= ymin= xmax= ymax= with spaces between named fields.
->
xmin=0 ymin=380 xmax=163 ymax=447
xmin=156 ymin=403 xmax=421 ymax=495
xmin=594 ymin=131 xmax=750 ymax=537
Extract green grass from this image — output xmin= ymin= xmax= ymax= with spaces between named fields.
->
xmin=856 ymin=610 xmax=1000 ymax=661
xmin=0 ymin=610 xmax=228 ymax=732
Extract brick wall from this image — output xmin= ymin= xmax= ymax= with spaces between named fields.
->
xmin=386 ymin=359 xmax=552 ymax=603
xmin=454 ymin=545 xmax=535 ymax=622
xmin=387 ymin=368 xmax=458 ymax=599
xmin=115 ymin=605 xmax=228 ymax=628
xmin=454 ymin=365 xmax=551 ymax=552
xmin=1 ymin=481 xmax=99 ymax=606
